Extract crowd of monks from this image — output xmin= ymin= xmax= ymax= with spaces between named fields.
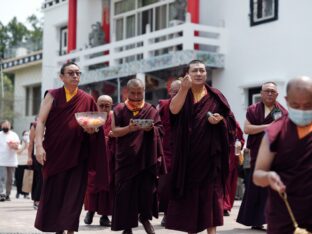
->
xmin=31 ymin=60 xmax=312 ymax=234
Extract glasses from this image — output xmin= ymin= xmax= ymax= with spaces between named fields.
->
xmin=262 ymin=89 xmax=277 ymax=95
xmin=99 ymin=104 xmax=111 ymax=108
xmin=64 ymin=71 xmax=82 ymax=77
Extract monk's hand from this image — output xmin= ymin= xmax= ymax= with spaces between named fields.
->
xmin=128 ymin=120 xmax=140 ymax=133
xmin=208 ymin=113 xmax=224 ymax=125
xmin=180 ymin=74 xmax=192 ymax=91
xmin=267 ymin=171 xmax=286 ymax=193
xmin=36 ymin=145 xmax=47 ymax=166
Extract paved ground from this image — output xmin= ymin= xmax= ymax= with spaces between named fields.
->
xmin=0 ymin=190 xmax=265 ymax=234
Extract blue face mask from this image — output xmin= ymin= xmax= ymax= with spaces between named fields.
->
xmin=288 ymin=106 xmax=312 ymax=126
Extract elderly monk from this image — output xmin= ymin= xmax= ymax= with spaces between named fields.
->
xmin=166 ymin=60 xmax=237 ymax=234
xmin=223 ymin=121 xmax=245 ymax=216
xmin=34 ymin=62 xmax=108 ymax=234
xmin=237 ymin=81 xmax=287 ymax=230
xmin=157 ymin=79 xmax=181 ymax=226
xmin=253 ymin=76 xmax=312 ymax=234
xmin=111 ymin=78 xmax=164 ymax=234
xmin=84 ymin=95 xmax=114 ymax=227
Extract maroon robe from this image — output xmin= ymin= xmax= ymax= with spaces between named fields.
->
xmin=84 ymin=113 xmax=113 ymax=215
xmin=34 ymin=87 xmax=108 ymax=232
xmin=158 ymin=99 xmax=173 ymax=212
xmin=111 ymin=102 xmax=164 ymax=231
xmin=266 ymin=116 xmax=312 ymax=233
xmin=237 ymin=101 xmax=287 ymax=226
xmin=223 ymin=121 xmax=245 ymax=211
xmin=166 ymin=85 xmax=236 ymax=233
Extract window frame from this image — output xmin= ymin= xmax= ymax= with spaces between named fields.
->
xmin=250 ymin=0 xmax=278 ymax=26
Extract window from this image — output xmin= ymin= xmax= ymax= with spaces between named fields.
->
xmin=248 ymin=87 xmax=261 ymax=105
xmin=250 ymin=0 xmax=278 ymax=26
xmin=25 ymin=85 xmax=41 ymax=116
xmin=60 ymin=26 xmax=68 ymax=55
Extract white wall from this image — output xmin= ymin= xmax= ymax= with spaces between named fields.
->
xmin=13 ymin=64 xmax=42 ymax=136
xmin=42 ymin=3 xmax=68 ymax=93
xmin=201 ymin=0 xmax=312 ymax=125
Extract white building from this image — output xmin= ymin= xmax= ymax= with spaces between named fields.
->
xmin=41 ymin=0 xmax=312 ymax=125
xmin=1 ymin=50 xmax=42 ymax=135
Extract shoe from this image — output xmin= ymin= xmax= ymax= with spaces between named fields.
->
xmin=122 ymin=229 xmax=133 ymax=234
xmin=16 ymin=193 xmax=20 ymax=199
xmin=99 ymin=215 xmax=111 ymax=227
xmin=33 ymin=201 xmax=39 ymax=210
xmin=251 ymin=226 xmax=265 ymax=231
xmin=5 ymin=195 xmax=10 ymax=201
xmin=139 ymin=215 xmax=155 ymax=234
xmin=24 ymin=194 xmax=30 ymax=199
xmin=0 ymin=194 xmax=5 ymax=202
xmin=160 ymin=215 xmax=166 ymax=227
xmin=223 ymin=210 xmax=230 ymax=216
xmin=84 ymin=211 xmax=95 ymax=225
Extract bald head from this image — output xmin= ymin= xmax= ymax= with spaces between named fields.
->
xmin=127 ymin=79 xmax=144 ymax=89
xmin=285 ymin=76 xmax=312 ymax=111
xmin=169 ymin=79 xmax=181 ymax=97
xmin=97 ymin=95 xmax=113 ymax=113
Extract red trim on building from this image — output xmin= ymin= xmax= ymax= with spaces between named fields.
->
xmin=102 ymin=6 xmax=110 ymax=43
xmin=67 ymin=0 xmax=77 ymax=53
xmin=187 ymin=0 xmax=199 ymax=50
xmin=187 ymin=0 xmax=199 ymax=23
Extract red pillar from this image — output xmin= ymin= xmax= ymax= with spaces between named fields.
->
xmin=102 ymin=5 xmax=110 ymax=43
xmin=67 ymin=0 xmax=77 ymax=53
xmin=187 ymin=0 xmax=199 ymax=23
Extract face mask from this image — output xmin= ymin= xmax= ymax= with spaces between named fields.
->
xmin=2 ymin=128 xmax=9 ymax=133
xmin=288 ymin=106 xmax=312 ymax=127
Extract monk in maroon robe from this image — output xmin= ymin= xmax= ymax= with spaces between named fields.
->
xmin=157 ymin=80 xmax=181 ymax=226
xmin=84 ymin=95 xmax=114 ymax=227
xmin=223 ymin=121 xmax=245 ymax=216
xmin=34 ymin=62 xmax=108 ymax=234
xmin=166 ymin=60 xmax=236 ymax=234
xmin=237 ymin=82 xmax=287 ymax=230
xmin=111 ymin=79 xmax=164 ymax=234
xmin=253 ymin=76 xmax=312 ymax=233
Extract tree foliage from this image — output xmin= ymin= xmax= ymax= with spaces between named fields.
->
xmin=0 ymin=74 xmax=14 ymax=121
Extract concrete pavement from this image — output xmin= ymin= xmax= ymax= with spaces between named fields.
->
xmin=0 ymin=190 xmax=265 ymax=234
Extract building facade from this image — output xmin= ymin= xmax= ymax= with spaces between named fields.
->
xmin=41 ymin=0 xmax=312 ymax=125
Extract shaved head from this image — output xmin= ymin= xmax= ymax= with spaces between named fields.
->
xmin=285 ymin=76 xmax=312 ymax=111
xmin=127 ymin=79 xmax=144 ymax=89
xmin=97 ymin=95 xmax=113 ymax=113
xmin=286 ymin=76 xmax=312 ymax=95
xmin=169 ymin=79 xmax=181 ymax=97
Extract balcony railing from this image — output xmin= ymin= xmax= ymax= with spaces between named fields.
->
xmin=56 ymin=14 xmax=226 ymax=71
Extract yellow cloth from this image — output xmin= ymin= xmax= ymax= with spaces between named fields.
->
xmin=64 ymin=87 xmax=78 ymax=102
xmin=125 ymin=99 xmax=145 ymax=116
xmin=297 ymin=123 xmax=312 ymax=139
xmin=192 ymin=86 xmax=207 ymax=103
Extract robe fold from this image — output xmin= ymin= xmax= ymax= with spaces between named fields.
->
xmin=111 ymin=102 xmax=164 ymax=231
xmin=34 ymin=87 xmax=108 ymax=232
xmin=84 ymin=113 xmax=114 ymax=215
xmin=266 ymin=116 xmax=312 ymax=234
xmin=158 ymin=99 xmax=173 ymax=212
xmin=223 ymin=122 xmax=245 ymax=211
xmin=166 ymin=85 xmax=236 ymax=233
xmin=237 ymin=101 xmax=287 ymax=227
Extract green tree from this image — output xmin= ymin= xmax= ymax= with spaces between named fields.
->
xmin=0 ymin=74 xmax=14 ymax=121
xmin=6 ymin=17 xmax=29 ymax=48
xmin=26 ymin=14 xmax=43 ymax=50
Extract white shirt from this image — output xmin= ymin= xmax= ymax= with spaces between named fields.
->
xmin=0 ymin=130 xmax=20 ymax=167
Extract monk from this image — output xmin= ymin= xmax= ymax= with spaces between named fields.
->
xmin=223 ymin=121 xmax=245 ymax=216
xmin=34 ymin=62 xmax=108 ymax=234
xmin=253 ymin=76 xmax=312 ymax=233
xmin=166 ymin=60 xmax=237 ymax=234
xmin=157 ymin=79 xmax=181 ymax=226
xmin=237 ymin=81 xmax=287 ymax=230
xmin=84 ymin=95 xmax=114 ymax=226
xmin=111 ymin=78 xmax=164 ymax=234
